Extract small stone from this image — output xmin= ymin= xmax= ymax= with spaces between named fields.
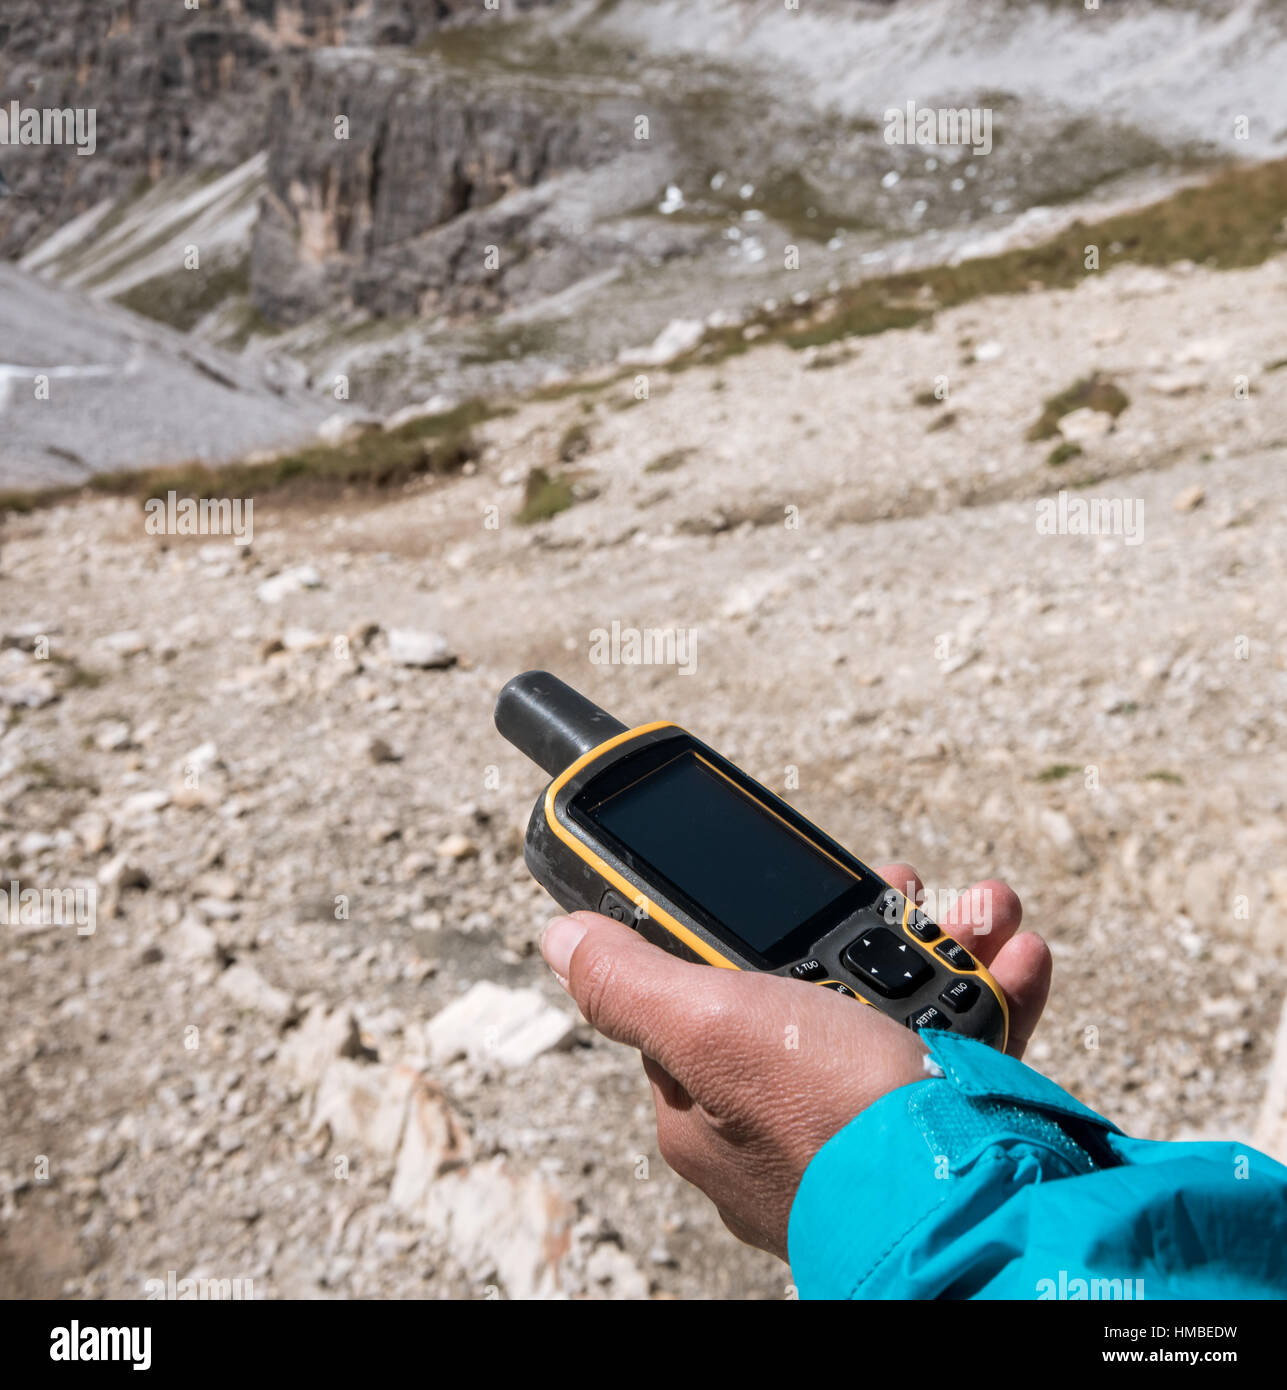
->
xmin=190 ymin=871 xmax=239 ymax=902
xmin=0 ymin=675 xmax=58 ymax=708
xmin=179 ymin=742 xmax=221 ymax=778
xmin=93 ymin=720 xmax=134 ymax=752
xmin=387 ymin=629 xmax=456 ymax=669
xmin=366 ymin=736 xmax=401 ymax=764
xmin=71 ymin=811 xmax=111 ymax=854
xmin=119 ymin=790 xmax=171 ymax=820
xmin=218 ymin=962 xmax=297 ymax=1024
xmin=193 ymin=897 xmax=241 ymax=921
xmin=584 ymin=1242 xmax=650 ymax=1299
xmin=280 ymin=1006 xmax=365 ymax=1091
xmin=423 ymin=981 xmax=575 ymax=1070
xmin=168 ymin=915 xmax=220 ymax=962
xmin=1 ymin=621 xmax=58 ymax=651
xmin=1057 ymin=407 xmax=1113 ymax=444
xmin=1173 ymin=485 xmax=1205 ymax=513
xmin=101 ymin=630 xmax=149 ymax=658
xmin=98 ymin=853 xmax=150 ymax=891
xmin=256 ymin=565 xmax=323 ymax=604
xmin=281 ymin=627 xmax=327 ymax=652
xmin=435 ymin=833 xmax=477 ymax=862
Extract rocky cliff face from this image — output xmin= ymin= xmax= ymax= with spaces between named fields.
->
xmin=0 ymin=0 xmax=524 ymax=258
xmin=251 ymin=46 xmax=634 ymax=324
xmin=8 ymin=0 xmax=1284 ymax=417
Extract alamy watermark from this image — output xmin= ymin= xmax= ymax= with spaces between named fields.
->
xmin=50 ymin=1323 xmax=150 ymax=1371
xmin=0 ymin=880 xmax=96 ymax=936
xmin=589 ymin=620 xmax=697 ymax=675
xmin=143 ymin=1270 xmax=255 ymax=1300
xmin=878 ymin=883 xmax=994 ymax=937
xmin=0 ymin=102 xmax=96 ymax=156
xmin=1036 ymin=1270 xmax=1145 ymax=1300
xmin=884 ymin=100 xmax=993 ymax=156
xmin=144 ymin=491 xmax=253 ymax=546
xmin=1036 ymin=491 xmax=1143 ymax=545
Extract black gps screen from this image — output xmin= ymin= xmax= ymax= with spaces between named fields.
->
xmin=577 ymin=749 xmax=862 ymax=964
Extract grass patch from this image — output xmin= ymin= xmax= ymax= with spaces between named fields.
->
xmin=1037 ymin=763 xmax=1079 ymax=782
xmin=1046 ymin=440 xmax=1085 ymax=466
xmin=927 ymin=411 xmax=958 ymax=433
xmin=1107 ymin=700 xmax=1139 ymax=715
xmin=645 ymin=448 xmax=696 ymax=474
xmin=1027 ymin=373 xmax=1129 ymax=442
xmin=1144 ymin=770 xmax=1185 ymax=785
xmin=56 ymin=661 xmax=105 ymax=691
xmin=0 ymin=400 xmax=502 ymax=519
xmin=670 ymin=157 xmax=1287 ymax=365
xmin=913 ymin=389 xmax=945 ymax=408
xmin=516 ymin=468 xmax=578 ymax=524
xmin=18 ymin=758 xmax=99 ymax=794
xmin=116 ymin=258 xmax=252 ymax=332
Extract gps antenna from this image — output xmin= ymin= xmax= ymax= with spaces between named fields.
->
xmin=494 ymin=670 xmax=628 ymax=777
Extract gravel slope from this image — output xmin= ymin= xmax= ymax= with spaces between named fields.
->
xmin=1 ymin=252 xmax=1285 ymax=1298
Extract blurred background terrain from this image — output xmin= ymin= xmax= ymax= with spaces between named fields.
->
xmin=1 ymin=0 xmax=1286 ymax=1299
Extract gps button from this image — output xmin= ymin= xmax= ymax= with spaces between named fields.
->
xmin=906 ymin=1005 xmax=951 ymax=1032
xmin=598 ymin=890 xmax=636 ymax=924
xmin=791 ymin=958 xmax=827 ymax=981
xmin=939 ymin=978 xmax=980 ymax=1013
xmin=935 ymin=939 xmax=976 ymax=970
xmin=841 ymin=927 xmax=933 ymax=998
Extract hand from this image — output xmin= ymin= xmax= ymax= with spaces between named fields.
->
xmin=539 ymin=863 xmax=1051 ymax=1261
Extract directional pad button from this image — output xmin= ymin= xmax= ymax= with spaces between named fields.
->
xmin=841 ymin=927 xmax=933 ymax=999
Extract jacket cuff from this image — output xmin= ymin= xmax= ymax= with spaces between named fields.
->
xmin=787 ymin=1032 xmax=1114 ymax=1299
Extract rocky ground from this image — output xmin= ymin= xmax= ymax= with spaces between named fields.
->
xmin=2 ymin=249 xmax=1286 ymax=1299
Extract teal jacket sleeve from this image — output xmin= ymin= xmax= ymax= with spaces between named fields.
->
xmin=788 ymin=1030 xmax=1287 ymax=1299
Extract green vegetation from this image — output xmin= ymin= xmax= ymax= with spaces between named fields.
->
xmin=1027 ymin=373 xmax=1129 ymax=442
xmin=0 ymin=400 xmax=499 ymax=518
xmin=675 ymin=157 xmax=1287 ymax=365
xmin=1046 ymin=440 xmax=1086 ymax=466
xmin=55 ymin=660 xmax=104 ymax=691
xmin=645 ymin=448 xmax=696 ymax=474
xmin=927 ymin=411 xmax=958 ymax=433
xmin=19 ymin=758 xmax=98 ymax=794
xmin=116 ymin=257 xmax=252 ymax=333
xmin=516 ymin=467 xmax=577 ymax=524
xmin=1145 ymin=770 xmax=1185 ymax=785
xmin=913 ymin=389 xmax=945 ymax=408
xmin=1037 ymin=763 xmax=1078 ymax=782
xmin=11 ymin=158 xmax=1287 ymax=527
xmin=216 ymin=298 xmax=287 ymax=352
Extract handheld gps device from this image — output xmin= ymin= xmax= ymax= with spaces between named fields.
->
xmin=495 ymin=671 xmax=1007 ymax=1049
